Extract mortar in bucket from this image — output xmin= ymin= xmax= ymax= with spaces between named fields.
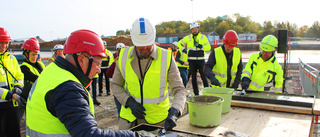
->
xmin=187 ymin=95 xmax=224 ymax=127
xmin=202 ymin=87 xmax=233 ymax=113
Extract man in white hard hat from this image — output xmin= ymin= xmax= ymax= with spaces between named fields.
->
xmin=111 ymin=17 xmax=187 ymax=130
xmin=177 ymin=22 xmax=211 ymax=95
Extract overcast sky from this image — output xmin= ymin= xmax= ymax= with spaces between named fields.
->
xmin=1 ymin=0 xmax=319 ymax=41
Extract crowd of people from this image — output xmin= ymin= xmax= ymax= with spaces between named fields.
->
xmin=0 ymin=16 xmax=283 ymax=136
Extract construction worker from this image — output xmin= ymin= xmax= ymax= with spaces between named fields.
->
xmin=173 ymin=41 xmax=189 ymax=87
xmin=19 ymin=38 xmax=45 ymax=120
xmin=107 ymin=42 xmax=127 ymax=117
xmin=49 ymin=44 xmax=64 ymax=64
xmin=168 ymin=42 xmax=178 ymax=59
xmin=111 ymin=17 xmax=186 ymax=130
xmin=0 ymin=27 xmax=24 ymax=137
xmin=241 ymin=35 xmax=283 ymax=93
xmin=98 ymin=41 xmax=114 ymax=96
xmin=204 ymin=30 xmax=243 ymax=89
xmin=91 ymin=74 xmax=100 ymax=105
xmin=26 ymin=29 xmax=137 ymax=136
xmin=177 ymin=22 xmax=211 ymax=95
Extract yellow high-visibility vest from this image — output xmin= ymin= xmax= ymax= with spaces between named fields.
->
xmin=118 ymin=46 xmax=171 ymax=124
xmin=0 ymin=52 xmax=24 ymax=107
xmin=26 ymin=63 xmax=94 ymax=137
xmin=211 ymin=46 xmax=241 ymax=87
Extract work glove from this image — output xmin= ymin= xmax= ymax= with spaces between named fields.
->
xmin=15 ymin=95 xmax=26 ymax=108
xmin=164 ymin=107 xmax=180 ymax=131
xmin=210 ymin=75 xmax=221 ymax=87
xmin=12 ymin=86 xmax=23 ymax=95
xmin=126 ymin=96 xmax=146 ymax=119
xmin=231 ymin=82 xmax=239 ymax=89
xmin=241 ymin=77 xmax=251 ymax=90
xmin=197 ymin=44 xmax=203 ymax=48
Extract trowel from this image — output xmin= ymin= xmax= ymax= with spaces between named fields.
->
xmin=158 ymin=129 xmax=178 ymax=137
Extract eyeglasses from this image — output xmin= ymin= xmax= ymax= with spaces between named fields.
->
xmin=0 ymin=41 xmax=9 ymax=45
xmin=83 ymin=54 xmax=102 ymax=66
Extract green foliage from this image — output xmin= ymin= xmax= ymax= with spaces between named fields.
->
xmin=116 ymin=14 xmax=320 ymax=39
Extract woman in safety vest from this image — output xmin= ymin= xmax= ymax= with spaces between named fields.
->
xmin=19 ymin=38 xmax=46 ymax=121
xmin=0 ymin=27 xmax=24 ymax=137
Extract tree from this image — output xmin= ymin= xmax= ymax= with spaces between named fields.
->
xmin=233 ymin=25 xmax=244 ymax=34
xmin=202 ymin=17 xmax=216 ymax=32
xmin=216 ymin=22 xmax=231 ymax=37
xmin=306 ymin=21 xmax=320 ymax=38
xmin=297 ymin=25 xmax=309 ymax=37
xmin=116 ymin=30 xmax=125 ymax=36
xmin=260 ymin=21 xmax=275 ymax=38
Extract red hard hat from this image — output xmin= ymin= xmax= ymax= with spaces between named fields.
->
xmin=0 ymin=27 xmax=12 ymax=42
xmin=21 ymin=38 xmax=40 ymax=52
xmin=223 ymin=30 xmax=238 ymax=47
xmin=64 ymin=29 xmax=106 ymax=58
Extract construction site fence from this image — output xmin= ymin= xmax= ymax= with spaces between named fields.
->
xmin=299 ymin=58 xmax=320 ymax=97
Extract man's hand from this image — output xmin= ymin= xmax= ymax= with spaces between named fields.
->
xmin=183 ymin=62 xmax=189 ymax=66
xmin=164 ymin=107 xmax=180 ymax=131
xmin=182 ymin=48 xmax=187 ymax=54
xmin=126 ymin=97 xmax=146 ymax=119
xmin=210 ymin=76 xmax=221 ymax=87
xmin=241 ymin=77 xmax=251 ymax=90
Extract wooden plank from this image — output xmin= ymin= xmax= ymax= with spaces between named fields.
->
xmin=231 ymin=100 xmax=312 ymax=114
xmin=313 ymin=98 xmax=320 ymax=115
xmin=174 ymin=107 xmax=312 ymax=137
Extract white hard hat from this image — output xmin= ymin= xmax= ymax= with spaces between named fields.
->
xmin=53 ymin=44 xmax=64 ymax=51
xmin=130 ymin=17 xmax=156 ymax=47
xmin=103 ymin=41 xmax=107 ymax=46
xmin=116 ymin=43 xmax=126 ymax=49
xmin=190 ymin=22 xmax=200 ymax=30
xmin=172 ymin=41 xmax=178 ymax=47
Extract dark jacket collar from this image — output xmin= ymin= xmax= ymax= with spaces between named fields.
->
xmin=54 ymin=56 xmax=91 ymax=87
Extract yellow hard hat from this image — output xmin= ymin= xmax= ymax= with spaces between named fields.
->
xmin=260 ymin=35 xmax=278 ymax=52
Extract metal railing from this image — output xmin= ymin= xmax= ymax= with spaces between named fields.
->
xmin=299 ymin=58 xmax=320 ymax=97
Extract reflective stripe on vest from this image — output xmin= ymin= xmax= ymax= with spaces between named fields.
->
xmin=26 ymin=63 xmax=94 ymax=136
xmin=118 ymin=46 xmax=171 ymax=124
xmin=211 ymin=47 xmax=240 ymax=87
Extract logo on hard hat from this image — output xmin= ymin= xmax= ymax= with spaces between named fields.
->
xmin=1 ymin=35 xmax=8 ymax=37
xmin=83 ymin=41 xmax=95 ymax=46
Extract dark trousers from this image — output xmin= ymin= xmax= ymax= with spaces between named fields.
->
xmin=92 ymin=78 xmax=98 ymax=100
xmin=189 ymin=60 xmax=209 ymax=95
xmin=0 ymin=107 xmax=21 ymax=137
xmin=99 ymin=68 xmax=110 ymax=94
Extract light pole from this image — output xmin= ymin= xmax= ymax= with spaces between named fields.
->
xmin=191 ymin=0 xmax=194 ymax=22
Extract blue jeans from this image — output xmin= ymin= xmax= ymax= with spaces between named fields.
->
xmin=92 ymin=78 xmax=98 ymax=100
xmin=179 ymin=68 xmax=188 ymax=88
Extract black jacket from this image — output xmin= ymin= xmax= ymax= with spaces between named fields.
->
xmin=204 ymin=45 xmax=243 ymax=87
